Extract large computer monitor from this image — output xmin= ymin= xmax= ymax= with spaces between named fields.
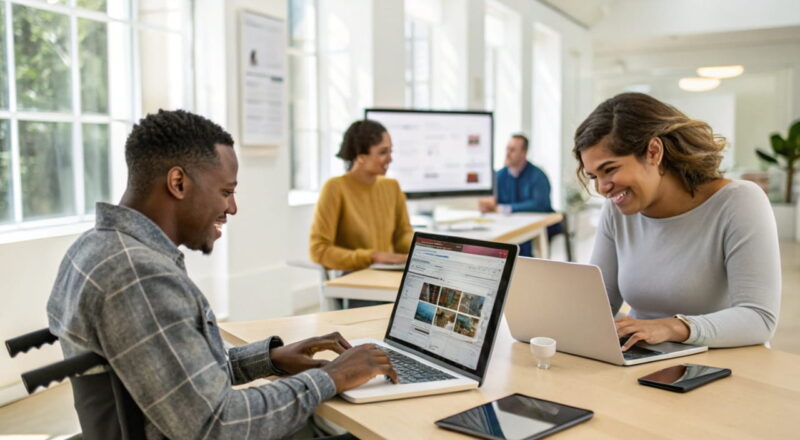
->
xmin=365 ymin=109 xmax=494 ymax=199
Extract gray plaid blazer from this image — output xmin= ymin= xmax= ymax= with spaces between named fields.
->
xmin=47 ymin=203 xmax=336 ymax=439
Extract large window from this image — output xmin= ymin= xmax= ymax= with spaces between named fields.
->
xmin=288 ymin=0 xmax=320 ymax=192
xmin=404 ymin=18 xmax=431 ymax=109
xmin=0 ymin=0 xmax=192 ymax=231
xmin=484 ymin=1 xmax=521 ymax=170
xmin=288 ymin=0 xmax=365 ymax=194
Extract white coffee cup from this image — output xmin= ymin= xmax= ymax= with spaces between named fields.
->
xmin=530 ymin=337 xmax=556 ymax=369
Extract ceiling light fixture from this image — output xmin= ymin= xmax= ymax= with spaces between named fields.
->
xmin=697 ymin=65 xmax=744 ymax=79
xmin=679 ymin=77 xmax=720 ymax=92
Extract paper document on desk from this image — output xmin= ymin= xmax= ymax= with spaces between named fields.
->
xmin=370 ymin=263 xmax=406 ymax=271
xmin=442 ymin=221 xmax=490 ymax=232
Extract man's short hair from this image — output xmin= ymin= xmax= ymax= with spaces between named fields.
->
xmin=125 ymin=109 xmax=235 ymax=193
xmin=511 ymin=133 xmax=529 ymax=151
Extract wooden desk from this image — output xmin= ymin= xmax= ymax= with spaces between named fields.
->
xmin=220 ymin=305 xmax=799 ymax=439
xmin=425 ymin=212 xmax=563 ymax=258
xmin=322 ymin=212 xmax=563 ymax=309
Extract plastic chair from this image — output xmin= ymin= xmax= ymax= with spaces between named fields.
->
xmin=5 ymin=328 xmax=145 ymax=440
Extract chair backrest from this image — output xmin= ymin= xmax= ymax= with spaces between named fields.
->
xmin=71 ymin=370 xmax=146 ymax=440
xmin=546 ymin=212 xmax=573 ymax=262
xmin=5 ymin=328 xmax=146 ymax=440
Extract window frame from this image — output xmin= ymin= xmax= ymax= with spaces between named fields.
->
xmin=287 ymin=0 xmax=323 ymax=194
xmin=404 ymin=17 xmax=432 ymax=109
xmin=0 ymin=0 xmax=193 ymax=235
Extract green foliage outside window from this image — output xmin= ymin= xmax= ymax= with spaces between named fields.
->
xmin=77 ymin=0 xmax=108 ymax=12
xmin=0 ymin=4 xmax=8 ymax=110
xmin=82 ymin=123 xmax=110 ymax=212
xmin=19 ymin=121 xmax=75 ymax=220
xmin=14 ymin=5 xmax=72 ymax=112
xmin=0 ymin=121 xmax=10 ymax=223
xmin=79 ymin=19 xmax=109 ymax=114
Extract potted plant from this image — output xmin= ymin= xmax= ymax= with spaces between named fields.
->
xmin=756 ymin=119 xmax=800 ymax=241
xmin=756 ymin=120 xmax=800 ymax=203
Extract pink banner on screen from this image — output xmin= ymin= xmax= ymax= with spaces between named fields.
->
xmin=460 ymin=245 xmax=508 ymax=258
xmin=416 ymin=237 xmax=507 ymax=258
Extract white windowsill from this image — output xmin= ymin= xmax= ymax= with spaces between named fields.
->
xmin=0 ymin=220 xmax=94 ymax=245
xmin=288 ymin=189 xmax=319 ymax=207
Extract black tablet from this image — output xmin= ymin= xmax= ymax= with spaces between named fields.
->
xmin=435 ymin=393 xmax=593 ymax=440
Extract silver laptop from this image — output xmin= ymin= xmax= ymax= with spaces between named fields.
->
xmin=505 ymin=257 xmax=707 ymax=366
xmin=342 ymin=232 xmax=518 ymax=403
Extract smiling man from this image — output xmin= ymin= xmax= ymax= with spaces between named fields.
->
xmin=47 ymin=110 xmax=396 ymax=439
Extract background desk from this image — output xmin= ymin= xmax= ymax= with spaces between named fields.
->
xmin=322 ymin=212 xmax=563 ymax=309
xmin=421 ymin=211 xmax=563 ymax=258
xmin=219 ymin=305 xmax=799 ymax=439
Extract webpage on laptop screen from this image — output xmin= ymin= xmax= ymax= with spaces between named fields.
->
xmin=388 ymin=237 xmax=508 ymax=370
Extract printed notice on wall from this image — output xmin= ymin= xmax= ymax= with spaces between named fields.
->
xmin=240 ymin=11 xmax=285 ymax=148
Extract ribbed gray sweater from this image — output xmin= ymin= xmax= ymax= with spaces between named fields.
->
xmin=590 ymin=180 xmax=781 ymax=347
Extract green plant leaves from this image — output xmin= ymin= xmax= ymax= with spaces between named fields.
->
xmin=770 ymin=133 xmax=787 ymax=156
xmin=756 ymin=149 xmax=779 ymax=164
xmin=789 ymin=120 xmax=800 ymax=160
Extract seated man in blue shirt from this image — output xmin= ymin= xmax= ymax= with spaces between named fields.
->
xmin=478 ymin=134 xmax=559 ymax=256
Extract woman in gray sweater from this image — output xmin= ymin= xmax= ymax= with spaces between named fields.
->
xmin=573 ymin=92 xmax=780 ymax=350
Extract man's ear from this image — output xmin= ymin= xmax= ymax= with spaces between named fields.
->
xmin=166 ymin=166 xmax=190 ymax=200
xmin=647 ymin=137 xmax=664 ymax=166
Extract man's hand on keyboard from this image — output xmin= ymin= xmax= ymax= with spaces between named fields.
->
xmin=270 ymin=331 xmax=352 ymax=374
xmin=323 ymin=344 xmax=399 ymax=392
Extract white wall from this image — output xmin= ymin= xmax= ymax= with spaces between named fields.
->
xmin=494 ymin=0 xmax=594 ymax=208
xmin=0 ymin=233 xmax=84 ymax=402
xmin=221 ymin=0 xmax=296 ymax=321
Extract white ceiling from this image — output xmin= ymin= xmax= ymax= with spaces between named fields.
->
xmin=594 ymin=25 xmax=800 ymax=55
xmin=541 ymin=0 xmax=800 ymax=53
xmin=540 ymin=0 xmax=616 ymax=28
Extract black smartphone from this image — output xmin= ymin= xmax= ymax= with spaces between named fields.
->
xmin=435 ymin=393 xmax=593 ymax=439
xmin=638 ymin=363 xmax=731 ymax=393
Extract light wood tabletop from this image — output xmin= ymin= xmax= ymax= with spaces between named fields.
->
xmin=219 ymin=305 xmax=800 ymax=440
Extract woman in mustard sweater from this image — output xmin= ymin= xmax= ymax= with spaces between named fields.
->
xmin=309 ymin=120 xmax=414 ymax=271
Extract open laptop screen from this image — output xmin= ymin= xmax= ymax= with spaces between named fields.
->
xmin=385 ymin=232 xmax=517 ymax=379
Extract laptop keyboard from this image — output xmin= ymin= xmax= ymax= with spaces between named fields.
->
xmin=619 ymin=338 xmax=663 ymax=360
xmin=378 ymin=346 xmax=455 ymax=384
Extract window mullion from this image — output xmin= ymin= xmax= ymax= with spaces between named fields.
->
xmin=409 ymin=21 xmax=415 ymax=107
xmin=6 ymin=1 xmax=22 ymax=223
xmin=313 ymin=0 xmax=325 ymax=188
xmin=184 ymin=0 xmax=195 ymax=111
xmin=131 ymin=2 xmax=143 ymax=121
xmin=70 ymin=12 xmax=85 ymax=216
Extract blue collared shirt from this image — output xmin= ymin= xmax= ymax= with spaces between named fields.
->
xmin=496 ymin=162 xmax=559 ymax=256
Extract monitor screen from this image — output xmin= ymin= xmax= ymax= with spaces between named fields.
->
xmin=364 ymin=109 xmax=494 ymax=199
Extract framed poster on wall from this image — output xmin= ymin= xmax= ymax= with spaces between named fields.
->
xmin=239 ymin=10 xmax=285 ymax=148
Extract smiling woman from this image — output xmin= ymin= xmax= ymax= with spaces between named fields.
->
xmin=309 ymin=119 xmax=414 ymax=272
xmin=572 ymin=92 xmax=781 ymax=350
